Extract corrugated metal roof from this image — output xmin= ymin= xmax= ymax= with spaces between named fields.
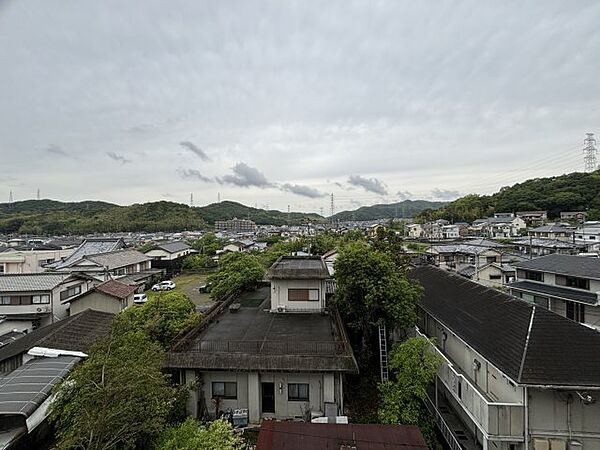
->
xmin=0 ymin=356 xmax=80 ymax=418
xmin=0 ymin=273 xmax=69 ymax=292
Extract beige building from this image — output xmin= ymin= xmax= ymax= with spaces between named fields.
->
xmin=412 ymin=266 xmax=600 ymax=450
xmin=0 ymin=248 xmax=74 ymax=274
xmin=67 ymin=279 xmax=137 ymax=315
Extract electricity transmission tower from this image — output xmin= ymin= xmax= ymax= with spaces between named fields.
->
xmin=583 ymin=133 xmax=598 ymax=172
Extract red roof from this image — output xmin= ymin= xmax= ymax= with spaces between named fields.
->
xmin=256 ymin=422 xmax=427 ymax=450
xmin=94 ymin=280 xmax=137 ymax=300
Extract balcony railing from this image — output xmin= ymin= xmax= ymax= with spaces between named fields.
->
xmin=180 ymin=339 xmax=348 ymax=355
xmin=0 ymin=304 xmax=51 ymax=315
xmin=417 ymin=329 xmax=524 ymax=439
xmin=424 ymin=394 xmax=465 ymax=450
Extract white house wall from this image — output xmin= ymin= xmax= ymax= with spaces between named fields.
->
xmin=270 ymin=279 xmax=326 ymax=312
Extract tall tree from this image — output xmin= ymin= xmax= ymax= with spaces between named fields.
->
xmin=50 ymin=331 xmax=179 ymax=450
xmin=378 ymin=336 xmax=442 ymax=448
xmin=208 ymin=252 xmax=265 ymax=300
xmin=154 ymin=418 xmax=244 ymax=450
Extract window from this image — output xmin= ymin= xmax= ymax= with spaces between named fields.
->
xmin=212 ymin=382 xmax=237 ymax=399
xmin=32 ymin=295 xmax=50 ymax=304
xmin=518 ymin=270 xmax=543 ymax=282
xmin=513 ymin=291 xmax=523 ymax=299
xmin=0 ymin=265 xmax=4 ymax=274
xmin=556 ymin=275 xmax=589 ymax=290
xmin=0 ymin=296 xmax=11 ymax=305
xmin=489 ymin=274 xmax=502 ymax=280
xmin=288 ymin=289 xmax=319 ymax=301
xmin=60 ymin=284 xmax=82 ymax=301
xmin=486 ymin=256 xmax=498 ymax=264
xmin=533 ymin=296 xmax=549 ymax=309
xmin=288 ymin=383 xmax=309 ymax=401
xmin=566 ymin=301 xmax=585 ymax=323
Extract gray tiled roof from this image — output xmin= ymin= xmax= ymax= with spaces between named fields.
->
xmin=411 ymin=265 xmax=600 ymax=387
xmin=0 ymin=273 xmax=69 ymax=292
xmin=83 ymin=249 xmax=150 ymax=270
xmin=51 ymin=238 xmax=125 ymax=269
xmin=508 ymin=280 xmax=598 ymax=305
xmin=155 ymin=241 xmax=191 ymax=253
xmin=267 ymin=256 xmax=330 ymax=280
xmin=515 ymin=254 xmax=600 ymax=279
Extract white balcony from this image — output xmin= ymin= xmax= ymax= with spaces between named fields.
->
xmin=0 ymin=304 xmax=52 ymax=316
xmin=417 ymin=329 xmax=524 ymax=440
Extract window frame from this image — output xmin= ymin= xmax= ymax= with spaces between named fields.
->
xmin=211 ymin=382 xmax=237 ymax=399
xmin=32 ymin=294 xmax=50 ymax=304
xmin=288 ymin=383 xmax=309 ymax=402
xmin=287 ymin=289 xmax=319 ymax=302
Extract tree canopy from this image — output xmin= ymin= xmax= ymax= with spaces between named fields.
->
xmin=208 ymin=252 xmax=265 ymax=300
xmin=154 ymin=418 xmax=244 ymax=450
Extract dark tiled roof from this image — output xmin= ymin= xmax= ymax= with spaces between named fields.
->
xmin=94 ymin=280 xmax=137 ymax=300
xmin=83 ymin=249 xmax=150 ymax=270
xmin=257 ymin=422 xmax=427 ymax=450
xmin=267 ymin=256 xmax=330 ymax=279
xmin=51 ymin=238 xmax=125 ymax=269
xmin=515 ymin=254 xmax=600 ymax=279
xmin=411 ymin=265 xmax=600 ymax=387
xmin=0 ymin=309 xmax=114 ymax=363
xmin=508 ymin=280 xmax=599 ymax=305
xmin=155 ymin=241 xmax=191 ymax=253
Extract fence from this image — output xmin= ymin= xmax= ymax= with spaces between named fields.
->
xmin=182 ymin=339 xmax=348 ymax=355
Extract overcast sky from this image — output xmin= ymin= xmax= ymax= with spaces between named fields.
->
xmin=1 ymin=0 xmax=599 ymax=214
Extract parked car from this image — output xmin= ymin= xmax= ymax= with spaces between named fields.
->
xmin=198 ymin=282 xmax=212 ymax=293
xmin=151 ymin=280 xmax=176 ymax=291
xmin=133 ymin=293 xmax=148 ymax=304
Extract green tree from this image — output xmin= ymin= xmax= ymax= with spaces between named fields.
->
xmin=50 ymin=331 xmax=179 ymax=450
xmin=378 ymin=336 xmax=442 ymax=448
xmin=333 ymin=240 xmax=421 ymax=363
xmin=182 ymin=254 xmax=216 ymax=270
xmin=114 ymin=291 xmax=201 ymax=347
xmin=208 ymin=252 xmax=265 ymax=300
xmin=191 ymin=233 xmax=227 ymax=256
xmin=154 ymin=418 xmax=244 ymax=450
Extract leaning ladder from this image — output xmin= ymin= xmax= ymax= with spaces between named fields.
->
xmin=379 ymin=324 xmax=389 ymax=382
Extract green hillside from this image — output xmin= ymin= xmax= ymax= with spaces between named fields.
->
xmin=0 ymin=199 xmax=324 ymax=235
xmin=416 ymin=170 xmax=600 ymax=223
xmin=331 ymin=200 xmax=447 ymax=221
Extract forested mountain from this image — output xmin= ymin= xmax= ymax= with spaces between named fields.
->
xmin=0 ymin=199 xmax=324 ymax=235
xmin=331 ymin=200 xmax=447 ymax=221
xmin=416 ymin=170 xmax=600 ymax=223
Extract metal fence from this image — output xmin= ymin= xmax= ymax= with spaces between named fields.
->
xmin=182 ymin=339 xmax=348 ymax=355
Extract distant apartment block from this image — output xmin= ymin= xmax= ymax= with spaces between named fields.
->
xmin=560 ymin=211 xmax=588 ymax=223
xmin=215 ymin=218 xmax=257 ymax=233
xmin=508 ymin=254 xmax=600 ymax=330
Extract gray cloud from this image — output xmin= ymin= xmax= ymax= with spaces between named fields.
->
xmin=106 ymin=152 xmax=131 ymax=164
xmin=348 ymin=175 xmax=388 ymax=196
xmin=397 ymin=190 xmax=413 ymax=201
xmin=281 ymin=183 xmax=327 ymax=199
xmin=431 ymin=188 xmax=460 ymax=201
xmin=46 ymin=145 xmax=79 ymax=160
xmin=180 ymin=141 xmax=210 ymax=162
xmin=177 ymin=168 xmax=212 ymax=183
xmin=218 ymin=163 xmax=272 ymax=188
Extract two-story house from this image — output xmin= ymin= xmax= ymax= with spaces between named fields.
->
xmin=507 ymin=254 xmax=600 ymax=330
xmin=412 ymin=265 xmax=600 ymax=450
xmin=164 ymin=256 xmax=358 ymax=424
xmin=0 ymin=247 xmax=74 ymax=274
xmin=144 ymin=241 xmax=194 ymax=277
xmin=527 ymin=224 xmax=575 ymax=242
xmin=0 ymin=273 xmax=96 ymax=333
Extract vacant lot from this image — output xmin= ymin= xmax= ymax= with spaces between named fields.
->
xmin=146 ymin=272 xmax=213 ymax=307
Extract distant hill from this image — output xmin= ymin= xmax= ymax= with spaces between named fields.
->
xmin=331 ymin=200 xmax=447 ymax=221
xmin=416 ymin=170 xmax=600 ymax=223
xmin=0 ymin=199 xmax=324 ymax=235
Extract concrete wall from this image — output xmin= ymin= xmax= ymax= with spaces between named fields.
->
xmin=270 ymin=279 xmax=326 ymax=312
xmin=519 ymin=292 xmax=600 ymax=330
xmin=195 ymin=371 xmax=340 ymax=423
xmin=0 ymin=249 xmax=74 ymax=274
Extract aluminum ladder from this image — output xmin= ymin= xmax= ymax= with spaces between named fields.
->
xmin=379 ymin=324 xmax=389 ymax=382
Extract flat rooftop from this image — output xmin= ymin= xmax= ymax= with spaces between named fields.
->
xmin=164 ymin=287 xmax=357 ymax=373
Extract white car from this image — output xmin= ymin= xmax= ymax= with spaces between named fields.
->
xmin=133 ymin=293 xmax=148 ymax=304
xmin=151 ymin=280 xmax=176 ymax=291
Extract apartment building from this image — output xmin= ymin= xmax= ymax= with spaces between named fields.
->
xmin=412 ymin=265 xmax=600 ymax=450
xmin=0 ymin=247 xmax=74 ymax=274
xmin=508 ymin=254 xmax=600 ymax=330
xmin=214 ymin=218 xmax=257 ymax=233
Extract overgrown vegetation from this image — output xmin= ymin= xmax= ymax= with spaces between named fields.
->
xmin=154 ymin=418 xmax=244 ymax=450
xmin=208 ymin=252 xmax=265 ymax=300
xmin=417 ymin=170 xmax=600 ymax=222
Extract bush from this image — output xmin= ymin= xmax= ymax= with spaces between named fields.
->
xmin=154 ymin=418 xmax=244 ymax=450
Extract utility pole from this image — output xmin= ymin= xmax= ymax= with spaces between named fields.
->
xmin=583 ymin=133 xmax=598 ymax=172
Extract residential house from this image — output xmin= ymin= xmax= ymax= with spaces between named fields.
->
xmin=485 ymin=217 xmax=526 ymax=238
xmin=256 ymin=422 xmax=427 ymax=450
xmin=427 ymin=244 xmax=503 ymax=272
xmin=406 ymin=223 xmax=424 ymax=239
xmin=412 ymin=265 xmax=600 ymax=450
xmin=164 ymin=256 xmax=358 ymax=424
xmin=322 ymin=249 xmax=338 ymax=276
xmin=512 ymin=238 xmax=581 ymax=257
xmin=65 ymin=280 xmax=137 ymax=315
xmin=221 ymin=239 xmax=255 ymax=254
xmin=560 ymin=211 xmax=588 ymax=223
xmin=422 ymin=220 xmax=450 ymax=240
xmin=457 ymin=262 xmax=516 ymax=289
xmin=441 ymin=224 xmax=460 ymax=239
xmin=144 ymin=241 xmax=194 ymax=277
xmin=0 ymin=273 xmax=96 ymax=333
xmin=0 ymin=247 xmax=74 ymax=274
xmin=508 ymin=254 xmax=600 ymax=330
xmin=49 ymin=237 xmax=127 ymax=270
xmin=516 ymin=211 xmax=547 ymax=226
xmin=527 ymin=224 xmax=575 ymax=242
xmin=574 ymin=222 xmax=600 ymax=251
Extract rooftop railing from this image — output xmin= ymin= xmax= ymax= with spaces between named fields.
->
xmin=180 ymin=339 xmax=348 ymax=355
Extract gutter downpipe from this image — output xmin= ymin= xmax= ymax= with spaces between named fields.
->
xmin=524 ymin=386 xmax=529 ymax=450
